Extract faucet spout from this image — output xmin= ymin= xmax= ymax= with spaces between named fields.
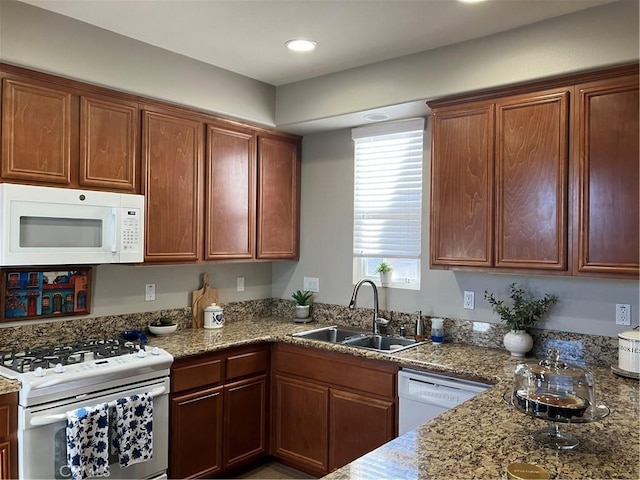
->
xmin=349 ymin=279 xmax=383 ymax=335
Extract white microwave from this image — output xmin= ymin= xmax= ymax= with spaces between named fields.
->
xmin=0 ymin=183 xmax=144 ymax=266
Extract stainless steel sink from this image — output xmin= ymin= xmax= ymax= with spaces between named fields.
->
xmin=342 ymin=334 xmax=418 ymax=352
xmin=292 ymin=326 xmax=368 ymax=343
xmin=292 ymin=326 xmax=423 ymax=353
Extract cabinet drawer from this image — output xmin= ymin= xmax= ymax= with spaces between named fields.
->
xmin=273 ymin=344 xmax=397 ymax=399
xmin=226 ymin=349 xmax=268 ymax=381
xmin=172 ymin=358 xmax=223 ymax=393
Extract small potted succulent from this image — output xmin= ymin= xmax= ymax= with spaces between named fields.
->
xmin=292 ymin=290 xmax=314 ymax=320
xmin=375 ymin=262 xmax=393 ymax=287
xmin=484 ymin=283 xmax=558 ymax=357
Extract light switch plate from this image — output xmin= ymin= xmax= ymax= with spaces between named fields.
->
xmin=145 ymin=284 xmax=156 ymax=301
xmin=237 ymin=277 xmax=245 ymax=292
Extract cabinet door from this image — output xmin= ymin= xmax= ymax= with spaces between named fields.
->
xmin=1 ymin=78 xmax=73 ymax=185
xmin=575 ymin=75 xmax=639 ymax=276
xmin=142 ymin=109 xmax=203 ymax=262
xmin=329 ymin=389 xmax=395 ymax=471
xmin=169 ymin=386 xmax=223 ymax=479
xmin=495 ymin=89 xmax=569 ymax=270
xmin=205 ymin=124 xmax=255 ymax=260
xmin=80 ymin=95 xmax=139 ymax=192
xmin=430 ymin=103 xmax=494 ymax=267
xmin=272 ymin=374 xmax=329 ymax=476
xmin=256 ymin=136 xmax=300 ymax=260
xmin=0 ymin=393 xmax=17 ymax=480
xmin=224 ymin=375 xmax=267 ymax=470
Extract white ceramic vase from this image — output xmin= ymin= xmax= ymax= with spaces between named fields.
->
xmin=503 ymin=330 xmax=533 ymax=357
xmin=295 ymin=305 xmax=310 ymax=319
xmin=379 ymin=271 xmax=392 ymax=287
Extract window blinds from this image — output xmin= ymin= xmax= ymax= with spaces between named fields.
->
xmin=352 ymin=118 xmax=424 ymax=258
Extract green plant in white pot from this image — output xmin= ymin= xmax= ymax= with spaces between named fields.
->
xmin=375 ymin=262 xmax=393 ymax=287
xmin=484 ymin=283 xmax=558 ymax=357
xmin=292 ymin=290 xmax=314 ymax=321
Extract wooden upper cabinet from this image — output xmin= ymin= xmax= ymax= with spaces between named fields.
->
xmin=80 ymin=95 xmax=139 ymax=192
xmin=1 ymin=78 xmax=73 ymax=185
xmin=495 ymin=89 xmax=569 ymax=270
xmin=575 ymin=74 xmax=639 ymax=277
xmin=430 ymin=103 xmax=494 ymax=267
xmin=205 ymin=123 xmax=256 ymax=260
xmin=256 ymin=135 xmax=301 ymax=260
xmin=142 ymin=109 xmax=203 ymax=262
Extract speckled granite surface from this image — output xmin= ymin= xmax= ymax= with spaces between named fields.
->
xmin=146 ymin=318 xmax=637 ymax=480
xmin=0 ymin=304 xmax=636 ymax=480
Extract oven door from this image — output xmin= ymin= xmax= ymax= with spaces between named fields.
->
xmin=18 ymin=378 xmax=169 ymax=480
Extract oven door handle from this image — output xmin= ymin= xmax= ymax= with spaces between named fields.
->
xmin=29 ymin=385 xmax=167 ymax=427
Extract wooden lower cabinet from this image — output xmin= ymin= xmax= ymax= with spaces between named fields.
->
xmin=169 ymin=345 xmax=269 ymax=479
xmin=272 ymin=374 xmax=329 ymax=475
xmin=271 ymin=343 xmax=398 ymax=476
xmin=329 ymin=389 xmax=395 ymax=469
xmin=0 ymin=392 xmax=17 ymax=480
xmin=224 ymin=375 xmax=268 ymax=470
xmin=170 ymin=386 xmax=224 ymax=479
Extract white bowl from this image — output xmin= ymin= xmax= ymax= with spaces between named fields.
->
xmin=148 ymin=323 xmax=177 ymax=336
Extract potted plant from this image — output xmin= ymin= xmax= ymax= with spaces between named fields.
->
xmin=292 ymin=290 xmax=314 ymax=320
xmin=375 ymin=262 xmax=393 ymax=287
xmin=484 ymin=283 xmax=558 ymax=357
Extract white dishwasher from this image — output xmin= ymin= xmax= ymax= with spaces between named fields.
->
xmin=398 ymin=368 xmax=490 ymax=435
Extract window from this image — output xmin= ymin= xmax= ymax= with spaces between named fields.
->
xmin=352 ymin=118 xmax=424 ymax=290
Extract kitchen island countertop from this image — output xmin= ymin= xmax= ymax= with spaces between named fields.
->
xmin=1 ymin=316 xmax=637 ymax=479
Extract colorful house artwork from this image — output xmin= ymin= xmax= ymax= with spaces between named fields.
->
xmin=4 ymin=270 xmax=90 ymax=319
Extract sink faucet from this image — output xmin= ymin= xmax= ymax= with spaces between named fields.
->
xmin=348 ymin=279 xmax=388 ymax=335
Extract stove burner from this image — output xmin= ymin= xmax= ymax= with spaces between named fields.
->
xmin=0 ymin=337 xmax=143 ymax=373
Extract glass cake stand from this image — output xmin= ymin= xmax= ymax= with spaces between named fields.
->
xmin=503 ymin=393 xmax=610 ymax=450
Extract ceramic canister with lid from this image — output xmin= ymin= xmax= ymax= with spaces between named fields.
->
xmin=618 ymin=330 xmax=640 ymax=373
xmin=204 ymin=303 xmax=224 ymax=329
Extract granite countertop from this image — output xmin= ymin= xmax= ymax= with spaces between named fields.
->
xmin=1 ymin=317 xmax=638 ymax=479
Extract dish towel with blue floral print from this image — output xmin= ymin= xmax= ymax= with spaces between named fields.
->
xmin=66 ymin=402 xmax=111 ymax=480
xmin=111 ymin=392 xmax=153 ymax=468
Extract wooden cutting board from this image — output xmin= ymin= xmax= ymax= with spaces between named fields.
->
xmin=192 ymin=273 xmax=218 ymax=328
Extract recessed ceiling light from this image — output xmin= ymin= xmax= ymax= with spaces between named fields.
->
xmin=363 ymin=113 xmax=390 ymax=122
xmin=285 ymin=39 xmax=317 ymax=52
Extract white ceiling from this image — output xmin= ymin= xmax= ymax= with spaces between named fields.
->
xmin=20 ymin=0 xmax=615 ymax=87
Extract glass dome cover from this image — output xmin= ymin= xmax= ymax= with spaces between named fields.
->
xmin=510 ymin=348 xmax=596 ymax=421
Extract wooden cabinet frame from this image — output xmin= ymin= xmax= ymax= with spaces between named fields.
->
xmin=429 ymin=63 xmax=638 ymax=278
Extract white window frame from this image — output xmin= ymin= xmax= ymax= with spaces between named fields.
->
xmin=352 ymin=118 xmax=425 ymax=290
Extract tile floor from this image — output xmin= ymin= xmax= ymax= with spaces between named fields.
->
xmin=236 ymin=460 xmax=317 ymax=479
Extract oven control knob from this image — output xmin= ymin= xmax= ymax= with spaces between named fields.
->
xmin=33 ymin=367 xmax=45 ymax=377
xmin=54 ymin=363 xmax=65 ymax=374
xmin=151 ymin=347 xmax=161 ymax=356
xmin=137 ymin=349 xmax=147 ymax=358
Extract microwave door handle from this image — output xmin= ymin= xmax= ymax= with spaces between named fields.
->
xmin=29 ymin=385 xmax=167 ymax=426
xmin=111 ymin=207 xmax=118 ymax=252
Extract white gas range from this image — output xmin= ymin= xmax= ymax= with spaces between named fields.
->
xmin=0 ymin=338 xmax=173 ymax=480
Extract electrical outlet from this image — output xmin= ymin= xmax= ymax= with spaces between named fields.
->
xmin=303 ymin=277 xmax=320 ymax=293
xmin=237 ymin=277 xmax=245 ymax=292
xmin=616 ymin=304 xmax=631 ymax=326
xmin=145 ymin=284 xmax=155 ymax=301
xmin=463 ymin=291 xmax=475 ymax=310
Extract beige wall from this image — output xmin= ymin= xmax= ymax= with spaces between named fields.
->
xmin=0 ymin=0 xmax=276 ymax=127
xmin=276 ymin=0 xmax=640 ymax=129
xmin=271 ymin=128 xmax=640 ymax=338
